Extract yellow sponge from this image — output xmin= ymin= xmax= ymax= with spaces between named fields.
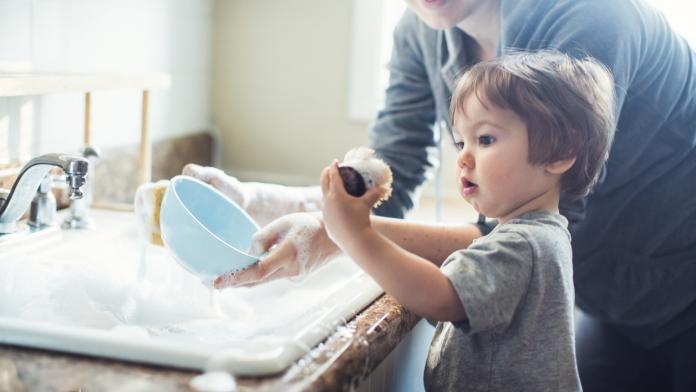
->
xmin=134 ymin=180 xmax=170 ymax=246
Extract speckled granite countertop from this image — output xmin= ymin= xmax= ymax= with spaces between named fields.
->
xmin=0 ymin=294 xmax=420 ymax=392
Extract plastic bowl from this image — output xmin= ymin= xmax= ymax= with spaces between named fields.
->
xmin=160 ymin=175 xmax=259 ymax=281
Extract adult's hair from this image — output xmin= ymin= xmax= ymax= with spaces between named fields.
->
xmin=450 ymin=50 xmax=615 ymax=199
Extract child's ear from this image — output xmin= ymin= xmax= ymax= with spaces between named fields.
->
xmin=545 ymin=157 xmax=576 ymax=175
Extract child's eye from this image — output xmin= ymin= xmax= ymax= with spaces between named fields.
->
xmin=454 ymin=141 xmax=465 ymax=151
xmin=478 ymin=135 xmax=496 ymax=146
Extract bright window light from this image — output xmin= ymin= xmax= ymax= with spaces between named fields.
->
xmin=348 ymin=0 xmax=405 ymax=122
xmin=647 ymin=1 xmax=696 ymax=45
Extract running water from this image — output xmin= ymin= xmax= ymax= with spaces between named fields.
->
xmin=138 ymin=236 xmax=149 ymax=283
xmin=209 ymin=289 xmax=223 ymax=317
xmin=133 ymin=180 xmax=169 ymax=284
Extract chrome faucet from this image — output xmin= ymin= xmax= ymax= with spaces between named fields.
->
xmin=0 ymin=153 xmax=88 ymax=234
xmin=62 ymin=145 xmax=100 ymax=230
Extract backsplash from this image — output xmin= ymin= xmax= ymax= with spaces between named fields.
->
xmin=93 ymin=132 xmax=213 ymax=204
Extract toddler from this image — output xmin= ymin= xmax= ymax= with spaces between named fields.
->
xmin=321 ymin=51 xmax=614 ymax=391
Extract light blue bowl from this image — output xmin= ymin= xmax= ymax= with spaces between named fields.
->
xmin=160 ymin=175 xmax=260 ymax=281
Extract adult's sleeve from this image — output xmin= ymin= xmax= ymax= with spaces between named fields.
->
xmin=371 ymin=11 xmax=438 ymax=218
xmin=441 ymin=230 xmax=534 ymax=334
xmin=507 ymin=1 xmax=641 ymax=227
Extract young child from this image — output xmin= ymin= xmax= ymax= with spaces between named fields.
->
xmin=320 ymin=51 xmax=614 ymax=391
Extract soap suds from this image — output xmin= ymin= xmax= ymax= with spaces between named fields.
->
xmin=248 ymin=213 xmax=325 ymax=278
xmin=184 ymin=164 xmax=322 ymax=227
xmin=340 ymin=147 xmax=392 ymax=206
xmin=0 ymin=213 xmax=365 ymax=350
xmin=190 ymin=371 xmax=237 ymax=392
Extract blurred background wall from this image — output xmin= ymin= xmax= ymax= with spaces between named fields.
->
xmin=211 ymin=0 xmax=369 ymax=186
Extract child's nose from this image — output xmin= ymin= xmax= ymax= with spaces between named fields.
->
xmin=457 ymin=148 xmax=474 ymax=169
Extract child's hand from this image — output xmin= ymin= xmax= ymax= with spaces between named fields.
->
xmin=321 ymin=160 xmax=382 ymax=247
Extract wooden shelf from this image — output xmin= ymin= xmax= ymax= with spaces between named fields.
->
xmin=0 ymin=73 xmax=170 ymax=97
xmin=0 ymin=72 xmax=170 ymax=184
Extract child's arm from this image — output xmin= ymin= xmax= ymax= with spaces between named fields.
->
xmin=370 ymin=216 xmax=481 ymax=267
xmin=346 ymin=226 xmax=466 ymax=322
xmin=321 ymin=161 xmax=466 ymax=322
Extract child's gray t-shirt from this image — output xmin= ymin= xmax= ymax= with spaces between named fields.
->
xmin=424 ymin=211 xmax=580 ymax=392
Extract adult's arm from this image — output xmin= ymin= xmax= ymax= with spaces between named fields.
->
xmin=371 ymin=10 xmax=438 ymax=218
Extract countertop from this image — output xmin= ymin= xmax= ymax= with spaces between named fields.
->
xmin=0 ymin=294 xmax=419 ymax=391
xmin=0 ymin=161 xmax=469 ymax=392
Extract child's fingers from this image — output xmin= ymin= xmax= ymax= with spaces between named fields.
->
xmin=362 ymin=186 xmax=383 ymax=208
xmin=328 ymin=161 xmax=349 ymax=197
xmin=320 ymin=166 xmax=331 ymax=195
xmin=328 ymin=162 xmax=338 ymax=187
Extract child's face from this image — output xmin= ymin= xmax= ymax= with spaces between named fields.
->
xmin=452 ymin=95 xmax=561 ymax=222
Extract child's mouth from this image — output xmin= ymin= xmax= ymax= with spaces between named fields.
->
xmin=461 ymin=178 xmax=478 ymax=195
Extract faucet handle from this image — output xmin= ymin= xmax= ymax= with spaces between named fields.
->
xmin=80 ymin=145 xmax=101 ymax=160
xmin=28 ymin=175 xmax=57 ymax=228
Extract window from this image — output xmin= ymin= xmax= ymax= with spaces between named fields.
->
xmin=347 ymin=0 xmax=405 ymax=122
xmin=647 ymin=1 xmax=696 ymax=45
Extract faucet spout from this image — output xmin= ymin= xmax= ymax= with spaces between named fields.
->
xmin=0 ymin=153 xmax=89 ymax=234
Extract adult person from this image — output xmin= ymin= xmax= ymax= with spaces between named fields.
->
xmin=186 ymin=0 xmax=696 ymax=390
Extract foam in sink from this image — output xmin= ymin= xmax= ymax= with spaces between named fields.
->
xmin=0 ymin=209 xmax=382 ymax=375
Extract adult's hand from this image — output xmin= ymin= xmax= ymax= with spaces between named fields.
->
xmin=182 ymin=164 xmax=322 ymax=226
xmin=213 ymin=212 xmax=341 ymax=288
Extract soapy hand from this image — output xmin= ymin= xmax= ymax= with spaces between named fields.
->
xmin=213 ymin=212 xmax=340 ymax=288
xmin=182 ymin=163 xmax=248 ymax=212
xmin=182 ymin=164 xmax=322 ymax=226
xmin=321 ymin=160 xmax=382 ymax=246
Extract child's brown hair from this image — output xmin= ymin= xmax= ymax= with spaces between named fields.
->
xmin=450 ymin=50 xmax=615 ymax=199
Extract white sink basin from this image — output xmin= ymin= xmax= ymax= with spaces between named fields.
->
xmin=0 ymin=209 xmax=382 ymax=375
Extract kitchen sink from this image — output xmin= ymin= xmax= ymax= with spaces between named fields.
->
xmin=0 ymin=209 xmax=382 ymax=375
